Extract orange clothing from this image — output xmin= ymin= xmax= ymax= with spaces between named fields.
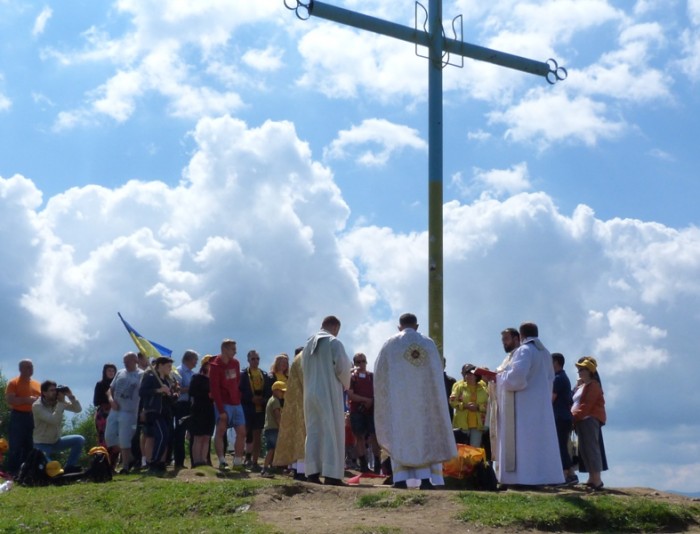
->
xmin=572 ymin=380 xmax=606 ymax=425
xmin=6 ymin=376 xmax=41 ymax=413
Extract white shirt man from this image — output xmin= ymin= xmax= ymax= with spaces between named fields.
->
xmin=105 ymin=352 xmax=143 ymax=473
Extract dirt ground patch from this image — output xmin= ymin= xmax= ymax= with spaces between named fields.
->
xmin=173 ymin=466 xmax=700 ymax=533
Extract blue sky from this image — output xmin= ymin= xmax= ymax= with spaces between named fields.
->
xmin=1 ymin=0 xmax=699 ymax=493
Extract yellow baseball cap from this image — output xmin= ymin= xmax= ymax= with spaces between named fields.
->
xmin=272 ymin=381 xmax=287 ymax=392
xmin=575 ymin=357 xmax=597 ymax=374
xmin=46 ymin=460 xmax=64 ymax=478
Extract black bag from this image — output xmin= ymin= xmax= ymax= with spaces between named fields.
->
xmin=16 ymin=448 xmax=51 ymax=487
xmin=474 ymin=461 xmax=499 ymax=491
xmin=84 ymin=448 xmax=113 ymax=483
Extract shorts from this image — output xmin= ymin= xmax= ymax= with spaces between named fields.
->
xmin=350 ymin=411 xmax=375 ymax=436
xmin=245 ymin=411 xmax=266 ymax=442
xmin=214 ymin=404 xmax=246 ymax=429
xmin=264 ymin=428 xmax=279 ymax=450
xmin=105 ymin=410 xmax=139 ymax=449
xmin=245 ymin=410 xmax=266 ymax=431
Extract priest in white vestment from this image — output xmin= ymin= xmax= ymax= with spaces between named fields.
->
xmin=301 ymin=315 xmax=352 ymax=485
xmin=495 ymin=322 xmax=565 ymax=486
xmin=374 ymin=313 xmax=457 ymax=489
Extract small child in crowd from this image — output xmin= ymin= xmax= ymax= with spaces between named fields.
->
xmin=260 ymin=381 xmax=286 ymax=477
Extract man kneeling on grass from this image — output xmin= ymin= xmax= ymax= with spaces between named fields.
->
xmin=261 ymin=381 xmax=286 ymax=478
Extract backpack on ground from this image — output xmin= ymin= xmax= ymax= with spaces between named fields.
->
xmin=83 ymin=446 xmax=112 ymax=483
xmin=16 ymin=448 xmax=51 ymax=487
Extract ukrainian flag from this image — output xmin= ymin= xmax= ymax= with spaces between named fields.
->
xmin=118 ymin=312 xmax=172 ymax=360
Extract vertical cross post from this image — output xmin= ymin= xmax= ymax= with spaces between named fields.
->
xmin=284 ymin=0 xmax=566 ymax=359
xmin=427 ymin=0 xmax=444 ymax=355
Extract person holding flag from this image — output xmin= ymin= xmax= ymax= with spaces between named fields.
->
xmin=139 ymin=356 xmax=178 ymax=474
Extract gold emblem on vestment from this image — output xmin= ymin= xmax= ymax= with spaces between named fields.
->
xmin=402 ymin=343 xmax=428 ymax=367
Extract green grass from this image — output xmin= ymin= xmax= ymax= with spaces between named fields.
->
xmin=454 ymin=491 xmax=700 ymax=533
xmin=3 ymin=474 xmax=700 ymax=534
xmin=356 ymin=490 xmax=427 ymax=509
xmin=1 ymin=476 xmax=278 ymax=533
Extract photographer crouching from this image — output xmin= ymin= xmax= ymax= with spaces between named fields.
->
xmin=32 ymin=381 xmax=85 ymax=473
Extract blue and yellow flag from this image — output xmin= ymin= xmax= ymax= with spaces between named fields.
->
xmin=118 ymin=312 xmax=172 ymax=360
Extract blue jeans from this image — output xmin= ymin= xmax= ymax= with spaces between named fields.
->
xmin=35 ymin=435 xmax=86 ymax=467
xmin=6 ymin=410 xmax=34 ymax=475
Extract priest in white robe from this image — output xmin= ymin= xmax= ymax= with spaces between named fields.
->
xmin=301 ymin=315 xmax=352 ymax=485
xmin=374 ymin=313 xmax=457 ymax=489
xmin=495 ymin=322 xmax=565 ymax=486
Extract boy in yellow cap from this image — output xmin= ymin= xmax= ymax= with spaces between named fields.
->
xmin=260 ymin=381 xmax=286 ymax=477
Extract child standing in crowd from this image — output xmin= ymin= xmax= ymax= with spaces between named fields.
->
xmin=260 ymin=381 xmax=286 ymax=478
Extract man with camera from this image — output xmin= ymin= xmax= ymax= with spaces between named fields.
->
xmin=32 ymin=381 xmax=85 ymax=473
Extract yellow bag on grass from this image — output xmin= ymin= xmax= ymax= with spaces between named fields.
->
xmin=443 ymin=444 xmax=486 ymax=479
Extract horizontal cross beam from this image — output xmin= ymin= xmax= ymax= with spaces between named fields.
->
xmin=306 ymin=0 xmax=554 ymax=79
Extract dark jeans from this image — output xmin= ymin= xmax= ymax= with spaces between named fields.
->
xmin=172 ymin=402 xmax=192 ymax=467
xmin=6 ymin=410 xmax=34 ymax=475
xmin=555 ymin=418 xmax=573 ymax=470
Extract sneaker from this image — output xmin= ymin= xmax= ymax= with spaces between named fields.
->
xmin=219 ymin=460 xmax=229 ymax=470
xmin=565 ymin=474 xmax=579 ymax=486
xmin=250 ymin=463 xmax=262 ymax=473
xmin=260 ymin=469 xmax=274 ymax=478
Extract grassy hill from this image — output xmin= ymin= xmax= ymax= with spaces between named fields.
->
xmin=2 ymin=466 xmax=700 ymax=533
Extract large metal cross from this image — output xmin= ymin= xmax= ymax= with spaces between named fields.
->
xmin=285 ymin=0 xmax=566 ymax=358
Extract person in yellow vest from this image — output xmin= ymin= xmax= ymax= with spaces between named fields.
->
xmin=240 ymin=350 xmax=272 ymax=470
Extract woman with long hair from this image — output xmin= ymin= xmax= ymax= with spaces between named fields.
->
xmin=270 ymin=353 xmax=289 ymax=383
xmin=93 ymin=363 xmax=117 ymax=447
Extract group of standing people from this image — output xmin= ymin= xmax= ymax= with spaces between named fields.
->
xmin=272 ymin=313 xmax=457 ymax=489
xmin=485 ymin=324 xmax=608 ymax=490
xmin=4 ymin=316 xmax=607 ymax=492
xmin=89 ymin=342 xmax=291 ymax=474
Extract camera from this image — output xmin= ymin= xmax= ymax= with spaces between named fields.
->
xmin=56 ymin=385 xmax=70 ymax=394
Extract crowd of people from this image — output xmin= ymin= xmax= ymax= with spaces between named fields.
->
xmin=2 ymin=315 xmax=607 ymax=491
